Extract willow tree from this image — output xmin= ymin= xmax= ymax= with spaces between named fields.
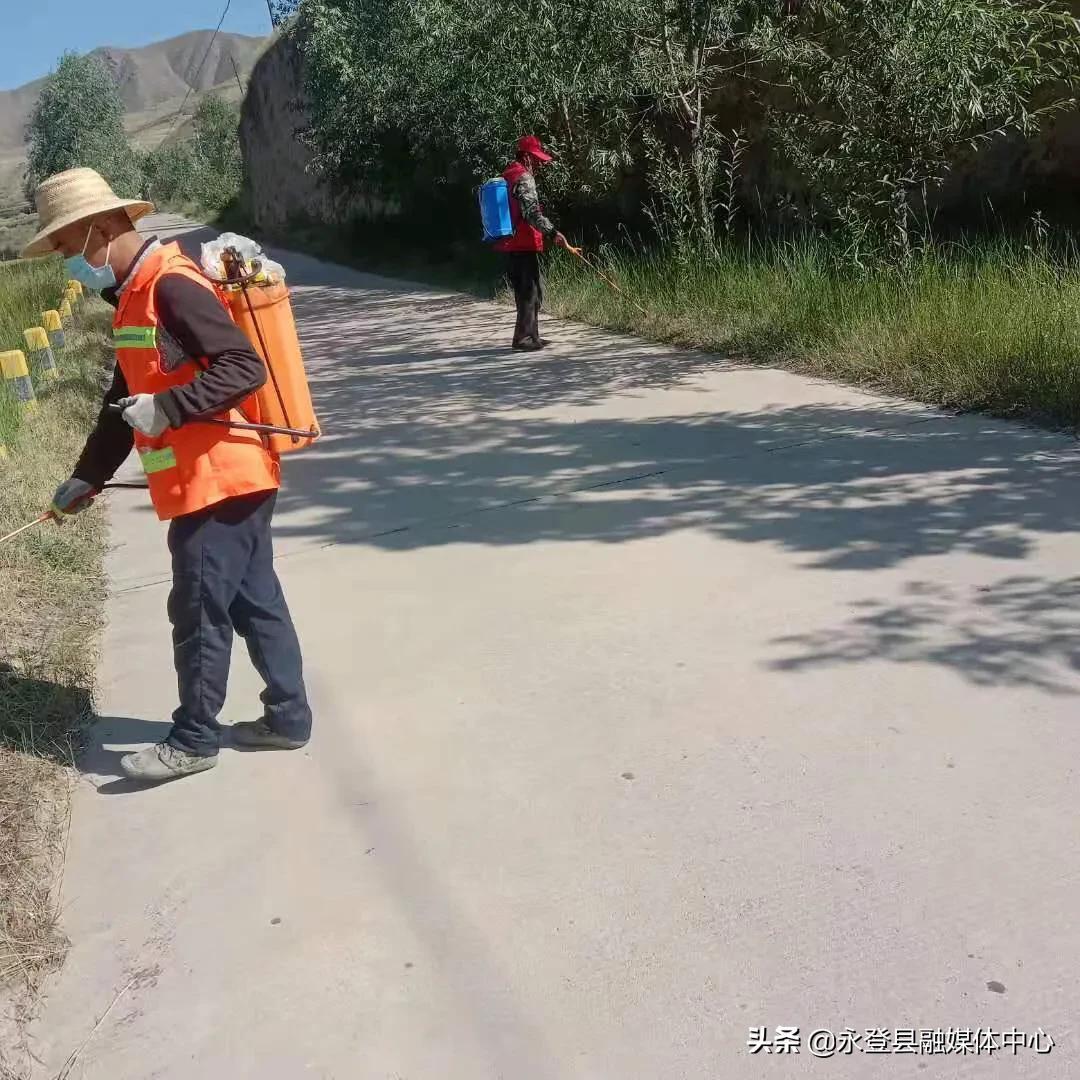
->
xmin=299 ymin=0 xmax=637 ymax=191
xmin=760 ymin=0 xmax=1080 ymax=257
xmin=299 ymin=0 xmax=778 ymax=246
xmin=296 ymin=0 xmax=1080 ymax=254
xmin=24 ymin=52 xmax=142 ymax=199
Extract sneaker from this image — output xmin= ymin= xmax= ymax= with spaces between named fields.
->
xmin=120 ymin=741 xmax=218 ymax=782
xmin=230 ymin=719 xmax=309 ymax=751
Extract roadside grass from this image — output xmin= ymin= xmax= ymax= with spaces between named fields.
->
xmin=0 ymin=215 xmax=37 ymax=265
xmin=250 ymin=209 xmax=1080 ymax=429
xmin=544 ymin=235 xmax=1080 ymax=427
xmin=0 ymin=258 xmax=110 ymax=1074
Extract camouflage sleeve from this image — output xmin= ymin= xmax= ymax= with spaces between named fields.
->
xmin=512 ymin=173 xmax=556 ymax=236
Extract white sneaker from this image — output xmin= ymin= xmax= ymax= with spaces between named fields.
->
xmin=120 ymin=741 xmax=218 ymax=782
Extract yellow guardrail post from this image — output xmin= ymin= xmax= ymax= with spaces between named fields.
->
xmin=66 ymin=279 xmax=84 ymax=303
xmin=42 ymin=309 xmax=65 ymax=351
xmin=0 ymin=350 xmax=38 ymax=414
xmin=24 ymin=326 xmax=58 ymax=383
xmin=59 ymin=298 xmax=73 ymax=325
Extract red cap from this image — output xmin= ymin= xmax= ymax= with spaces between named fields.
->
xmin=517 ymin=135 xmax=553 ymax=163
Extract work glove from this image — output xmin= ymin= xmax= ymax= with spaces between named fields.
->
xmin=51 ymin=477 xmax=96 ymax=516
xmin=117 ymin=393 xmax=169 ymax=437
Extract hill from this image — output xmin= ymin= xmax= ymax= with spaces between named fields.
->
xmin=0 ymin=31 xmax=267 ymax=150
xmin=0 ymin=29 xmax=267 ymax=249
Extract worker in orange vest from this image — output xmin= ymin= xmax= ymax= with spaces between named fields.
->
xmin=23 ymin=168 xmax=312 ymax=783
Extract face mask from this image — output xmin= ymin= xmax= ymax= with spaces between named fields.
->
xmin=65 ymin=223 xmax=117 ymax=291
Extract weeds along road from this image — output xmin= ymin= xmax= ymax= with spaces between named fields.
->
xmin=31 ymin=213 xmax=1080 ymax=1079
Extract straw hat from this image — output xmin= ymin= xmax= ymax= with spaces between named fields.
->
xmin=22 ymin=167 xmax=154 ymax=258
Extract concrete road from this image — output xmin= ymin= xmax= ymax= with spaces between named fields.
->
xmin=29 ymin=214 xmax=1080 ymax=1078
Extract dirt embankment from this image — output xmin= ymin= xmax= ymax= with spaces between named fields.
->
xmin=238 ymin=31 xmax=389 ymax=233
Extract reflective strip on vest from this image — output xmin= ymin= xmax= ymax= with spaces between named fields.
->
xmin=139 ymin=446 xmax=177 ymax=474
xmin=113 ymin=326 xmax=158 ymax=349
xmin=114 ymin=242 xmax=281 ymax=520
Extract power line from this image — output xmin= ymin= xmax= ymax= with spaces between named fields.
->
xmin=229 ymin=54 xmax=245 ymax=96
xmin=162 ymin=0 xmax=233 ymax=143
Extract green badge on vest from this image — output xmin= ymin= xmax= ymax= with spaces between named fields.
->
xmin=139 ymin=446 xmax=177 ymax=475
xmin=113 ymin=326 xmax=158 ymax=349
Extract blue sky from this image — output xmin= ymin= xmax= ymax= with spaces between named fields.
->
xmin=1 ymin=0 xmax=273 ymax=90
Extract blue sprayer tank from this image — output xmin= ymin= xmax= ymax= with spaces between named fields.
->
xmin=479 ymin=178 xmax=514 ymax=242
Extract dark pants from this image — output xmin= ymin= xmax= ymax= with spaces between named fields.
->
xmin=166 ymin=490 xmax=311 ymax=757
xmin=506 ymin=251 xmax=543 ymax=346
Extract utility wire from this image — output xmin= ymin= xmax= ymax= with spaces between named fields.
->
xmin=162 ymin=0 xmax=233 ymax=143
xmin=229 ymin=54 xmax=245 ymax=96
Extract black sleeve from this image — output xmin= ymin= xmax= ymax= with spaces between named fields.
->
xmin=152 ymin=275 xmax=267 ymax=427
xmin=72 ymin=365 xmax=135 ymax=490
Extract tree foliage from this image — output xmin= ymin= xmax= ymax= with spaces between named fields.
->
xmin=760 ymin=0 xmax=1080 ymax=257
xmin=24 ymin=52 xmax=143 ymax=199
xmin=144 ymin=94 xmax=244 ymax=214
xmin=300 ymin=0 xmax=777 ymax=244
xmin=189 ymin=93 xmax=245 ymax=210
xmin=270 ymin=0 xmax=302 ymax=25
xmin=295 ymin=0 xmax=1080 ymax=254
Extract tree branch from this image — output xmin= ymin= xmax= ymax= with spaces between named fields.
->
xmin=661 ymin=6 xmax=697 ymax=127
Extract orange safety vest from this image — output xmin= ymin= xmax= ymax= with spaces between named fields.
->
xmin=113 ymin=242 xmax=280 ymax=521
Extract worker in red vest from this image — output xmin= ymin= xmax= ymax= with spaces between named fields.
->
xmin=23 ymin=168 xmax=312 ymax=783
xmin=493 ymin=135 xmax=571 ymax=350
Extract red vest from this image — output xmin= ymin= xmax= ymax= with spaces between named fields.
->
xmin=113 ymin=242 xmax=280 ymax=521
xmin=493 ymin=161 xmax=545 ymax=253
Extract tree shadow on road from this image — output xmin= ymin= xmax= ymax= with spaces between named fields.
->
xmin=276 ymin=396 xmax=1074 ymax=567
xmin=770 ymin=575 xmax=1080 ymax=694
xmin=161 ymin=220 xmax=1080 ymax=694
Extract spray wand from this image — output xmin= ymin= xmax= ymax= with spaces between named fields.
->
xmin=565 ymin=245 xmax=650 ymax=318
xmin=106 ymin=403 xmax=315 ymax=439
xmin=0 ymin=512 xmax=54 ymax=546
xmin=0 ymin=481 xmax=154 ymax=547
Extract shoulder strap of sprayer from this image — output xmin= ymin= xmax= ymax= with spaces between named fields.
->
xmin=223 ymin=256 xmax=296 ymax=434
xmin=122 ymin=244 xmax=260 ymax=431
xmin=187 ymin=274 xmax=263 ymax=431
xmin=195 ymin=245 xmax=295 ymax=441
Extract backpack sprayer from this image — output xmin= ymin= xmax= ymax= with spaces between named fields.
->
xmin=107 ymin=237 xmax=321 ymax=443
xmin=196 ymin=234 xmax=321 ymax=450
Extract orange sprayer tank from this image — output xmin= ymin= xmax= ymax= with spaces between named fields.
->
xmin=226 ymin=282 xmax=320 ymax=455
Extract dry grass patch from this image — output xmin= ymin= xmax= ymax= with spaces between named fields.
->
xmin=0 ymin=288 xmax=110 ymax=1076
